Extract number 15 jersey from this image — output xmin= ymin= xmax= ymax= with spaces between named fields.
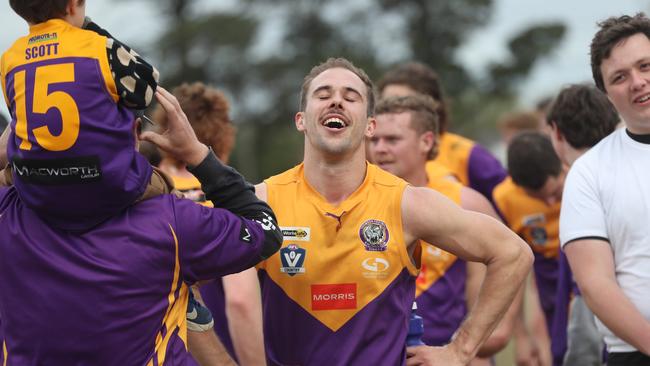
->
xmin=1 ymin=19 xmax=152 ymax=231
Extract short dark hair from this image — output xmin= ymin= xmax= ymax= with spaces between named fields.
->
xmin=300 ymin=57 xmax=375 ymax=116
xmin=507 ymin=132 xmax=562 ymax=190
xmin=590 ymin=13 xmax=650 ymax=92
xmin=375 ymin=95 xmax=440 ymax=159
xmin=547 ymin=84 xmax=619 ymax=148
xmin=377 ymin=62 xmax=449 ymax=134
xmin=9 ymin=0 xmax=84 ymax=24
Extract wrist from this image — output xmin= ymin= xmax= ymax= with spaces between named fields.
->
xmin=185 ymin=144 xmax=210 ymax=168
xmin=449 ymin=329 xmax=475 ymax=365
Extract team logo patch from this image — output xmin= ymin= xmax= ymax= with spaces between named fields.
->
xmin=281 ymin=226 xmax=311 ymax=241
xmin=311 ymin=283 xmax=357 ymax=311
xmin=522 ymin=213 xmax=547 ymax=246
xmin=280 ymin=244 xmax=306 ymax=276
xmin=361 ymin=257 xmax=390 ymax=279
xmin=359 ymin=219 xmax=389 ymax=251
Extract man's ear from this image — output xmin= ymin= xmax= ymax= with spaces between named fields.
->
xmin=550 ymin=122 xmax=564 ymax=142
xmin=420 ymin=130 xmax=435 ymax=156
xmin=295 ymin=112 xmax=305 ymax=131
xmin=365 ymin=117 xmax=376 ymax=138
xmin=66 ymin=0 xmax=77 ymax=16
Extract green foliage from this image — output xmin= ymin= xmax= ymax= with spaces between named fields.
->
xmin=488 ymin=23 xmax=567 ymax=96
xmin=145 ymin=0 xmax=566 ymax=180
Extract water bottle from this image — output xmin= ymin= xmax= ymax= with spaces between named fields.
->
xmin=406 ymin=301 xmax=425 ymax=346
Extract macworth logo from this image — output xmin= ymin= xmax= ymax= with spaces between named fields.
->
xmin=12 ymin=156 xmax=102 ymax=185
xmin=281 ymin=226 xmax=311 ymax=241
xmin=311 ymin=283 xmax=357 ymax=311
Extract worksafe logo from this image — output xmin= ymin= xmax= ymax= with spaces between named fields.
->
xmin=280 ymin=244 xmax=306 ymax=276
xmin=281 ymin=226 xmax=311 ymax=241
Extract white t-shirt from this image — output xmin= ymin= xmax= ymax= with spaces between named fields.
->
xmin=560 ymin=128 xmax=650 ymax=353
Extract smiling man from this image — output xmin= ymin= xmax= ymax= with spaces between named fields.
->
xmin=561 ymin=13 xmax=650 ymax=366
xmin=252 ymin=58 xmax=532 ymax=366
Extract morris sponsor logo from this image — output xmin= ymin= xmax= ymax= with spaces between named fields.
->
xmin=311 ymin=283 xmax=357 ymax=311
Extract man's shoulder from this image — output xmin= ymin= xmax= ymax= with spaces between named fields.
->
xmin=264 ymin=164 xmax=303 ymax=187
xmin=369 ymin=163 xmax=408 ymax=189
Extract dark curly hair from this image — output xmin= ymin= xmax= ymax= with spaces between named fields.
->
xmin=590 ymin=13 xmax=650 ymax=92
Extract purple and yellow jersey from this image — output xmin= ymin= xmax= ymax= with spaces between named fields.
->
xmin=493 ymin=177 xmax=560 ymax=332
xmin=166 ymin=171 xmax=237 ymax=361
xmin=415 ymin=178 xmax=466 ymax=345
xmin=1 ymin=19 xmax=151 ymax=231
xmin=0 ymin=186 xmax=270 ymax=365
xmin=258 ymin=163 xmax=418 ymax=365
xmin=425 ymin=160 xmax=457 ymax=181
xmin=428 ymin=132 xmax=506 ymax=203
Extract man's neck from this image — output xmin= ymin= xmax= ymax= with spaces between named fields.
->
xmin=302 ymin=148 xmax=367 ymax=206
xmin=626 ymin=128 xmax=650 ymax=144
xmin=565 ymin=146 xmax=589 ymax=166
xmin=403 ymin=166 xmax=429 ymax=187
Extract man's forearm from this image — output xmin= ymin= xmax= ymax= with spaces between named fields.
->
xmin=579 ymin=278 xmax=650 ymax=354
xmin=188 ymin=330 xmax=237 ymax=366
xmin=224 ymin=269 xmax=267 ymax=366
xmin=450 ymin=240 xmax=532 ymax=362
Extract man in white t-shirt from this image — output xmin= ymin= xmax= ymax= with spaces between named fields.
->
xmin=561 ymin=13 xmax=650 ymax=366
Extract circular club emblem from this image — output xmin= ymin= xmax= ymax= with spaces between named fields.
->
xmin=359 ymin=219 xmax=389 ymax=252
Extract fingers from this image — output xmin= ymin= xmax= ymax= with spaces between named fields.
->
xmin=154 ymin=88 xmax=177 ymax=116
xmin=139 ymin=130 xmax=166 ymax=149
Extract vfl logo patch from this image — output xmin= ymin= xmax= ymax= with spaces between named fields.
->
xmin=359 ymin=219 xmax=389 ymax=251
xmin=12 ymin=156 xmax=102 ymax=185
xmin=280 ymin=244 xmax=306 ymax=276
xmin=311 ymin=283 xmax=357 ymax=311
xmin=281 ymin=226 xmax=311 ymax=241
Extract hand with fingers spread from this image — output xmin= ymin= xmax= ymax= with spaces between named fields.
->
xmin=139 ymin=87 xmax=209 ymax=167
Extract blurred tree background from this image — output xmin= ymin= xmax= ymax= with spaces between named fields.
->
xmin=142 ymin=0 xmax=565 ymax=181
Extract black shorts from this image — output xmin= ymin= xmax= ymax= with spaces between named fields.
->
xmin=607 ymin=351 xmax=650 ymax=366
